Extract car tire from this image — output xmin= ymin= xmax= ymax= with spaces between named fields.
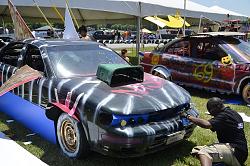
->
xmin=242 ymin=83 xmax=250 ymax=104
xmin=153 ymin=71 xmax=171 ymax=81
xmin=57 ymin=113 xmax=89 ymax=159
xmin=153 ymin=71 xmax=166 ymax=79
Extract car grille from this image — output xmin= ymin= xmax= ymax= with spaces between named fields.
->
xmin=148 ymin=103 xmax=190 ymax=123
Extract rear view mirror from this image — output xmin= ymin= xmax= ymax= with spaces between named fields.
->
xmin=221 ymin=55 xmax=233 ymax=65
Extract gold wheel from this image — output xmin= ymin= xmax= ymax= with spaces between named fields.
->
xmin=242 ymin=84 xmax=250 ymax=104
xmin=60 ymin=120 xmax=77 ymax=153
xmin=57 ymin=113 xmax=89 ymax=159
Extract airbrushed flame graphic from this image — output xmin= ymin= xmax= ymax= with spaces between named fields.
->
xmin=111 ymin=74 xmax=164 ymax=97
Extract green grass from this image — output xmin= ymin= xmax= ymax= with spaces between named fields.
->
xmin=114 ymin=46 xmax=155 ymax=57
xmin=114 ymin=46 xmax=155 ymax=65
xmin=0 ymin=88 xmax=249 ymax=166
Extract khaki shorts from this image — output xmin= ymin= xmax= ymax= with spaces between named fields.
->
xmin=191 ymin=143 xmax=241 ymax=166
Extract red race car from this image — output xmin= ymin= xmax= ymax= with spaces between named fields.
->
xmin=141 ymin=32 xmax=250 ymax=104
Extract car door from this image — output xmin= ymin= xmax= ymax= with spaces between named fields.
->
xmin=189 ymin=38 xmax=235 ymax=92
xmin=162 ymin=39 xmax=193 ymax=84
xmin=0 ymin=42 xmax=25 ymax=95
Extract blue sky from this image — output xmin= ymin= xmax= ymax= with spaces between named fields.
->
xmin=191 ymin=0 xmax=250 ymax=17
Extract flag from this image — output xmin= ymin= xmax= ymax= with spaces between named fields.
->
xmin=63 ymin=3 xmax=79 ymax=39
xmin=8 ymin=0 xmax=34 ymax=40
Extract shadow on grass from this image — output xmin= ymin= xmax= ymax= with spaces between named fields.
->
xmin=183 ymin=86 xmax=246 ymax=105
xmin=40 ymin=139 xmax=197 ymax=166
xmin=0 ymin=112 xmax=198 ymax=166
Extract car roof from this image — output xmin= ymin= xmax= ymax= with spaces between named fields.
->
xmin=23 ymin=38 xmax=100 ymax=48
xmin=179 ymin=32 xmax=246 ymax=40
xmin=198 ymin=32 xmax=245 ymax=36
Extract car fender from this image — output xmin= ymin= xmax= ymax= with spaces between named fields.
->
xmin=150 ymin=65 xmax=172 ymax=80
xmin=236 ymin=76 xmax=250 ymax=94
xmin=45 ymin=103 xmax=91 ymax=141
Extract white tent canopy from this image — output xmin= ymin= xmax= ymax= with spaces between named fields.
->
xmin=209 ymin=5 xmax=248 ymax=18
xmin=0 ymin=0 xmax=247 ymax=63
xmin=0 ymin=0 xmax=247 ymax=25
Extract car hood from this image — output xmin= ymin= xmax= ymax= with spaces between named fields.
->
xmin=55 ymin=73 xmax=190 ymax=115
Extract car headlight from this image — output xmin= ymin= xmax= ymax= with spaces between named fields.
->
xmin=111 ymin=114 xmax=149 ymax=127
xmin=120 ymin=120 xmax=127 ymax=127
xmin=98 ymin=112 xmax=113 ymax=126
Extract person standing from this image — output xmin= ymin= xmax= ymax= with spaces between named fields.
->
xmin=117 ymin=31 xmax=121 ymax=40
xmin=78 ymin=25 xmax=93 ymax=41
xmin=182 ymin=97 xmax=248 ymax=166
xmin=121 ymin=49 xmax=130 ymax=62
xmin=47 ymin=28 xmax=54 ymax=38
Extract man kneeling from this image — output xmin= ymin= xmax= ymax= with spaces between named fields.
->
xmin=183 ymin=97 xmax=248 ymax=166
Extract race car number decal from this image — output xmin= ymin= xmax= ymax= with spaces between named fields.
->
xmin=193 ymin=64 xmax=213 ymax=83
xmin=151 ymin=55 xmax=160 ymax=65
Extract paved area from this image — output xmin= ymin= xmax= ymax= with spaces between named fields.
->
xmin=0 ymin=132 xmax=47 ymax=166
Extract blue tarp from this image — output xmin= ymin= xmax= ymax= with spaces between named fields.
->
xmin=0 ymin=92 xmax=57 ymax=144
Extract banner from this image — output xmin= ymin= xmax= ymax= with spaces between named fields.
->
xmin=8 ymin=0 xmax=35 ymax=40
xmin=63 ymin=2 xmax=79 ymax=39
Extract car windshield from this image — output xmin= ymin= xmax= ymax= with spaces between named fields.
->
xmin=220 ymin=37 xmax=250 ymax=62
xmin=47 ymin=44 xmax=128 ymax=78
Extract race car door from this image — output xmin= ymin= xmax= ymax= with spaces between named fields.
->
xmin=162 ymin=40 xmax=193 ymax=84
xmin=189 ymin=39 xmax=235 ymax=92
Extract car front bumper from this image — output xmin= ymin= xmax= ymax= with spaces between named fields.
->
xmin=93 ymin=109 xmax=197 ymax=157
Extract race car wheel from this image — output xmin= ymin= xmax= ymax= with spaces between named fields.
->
xmin=153 ymin=71 xmax=170 ymax=80
xmin=242 ymin=83 xmax=250 ymax=104
xmin=57 ymin=113 xmax=89 ymax=159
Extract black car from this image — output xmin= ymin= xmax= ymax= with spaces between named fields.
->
xmin=90 ymin=30 xmax=115 ymax=40
xmin=0 ymin=39 xmax=198 ymax=158
xmin=0 ymin=35 xmax=15 ymax=43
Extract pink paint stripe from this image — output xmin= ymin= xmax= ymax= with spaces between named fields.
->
xmin=68 ymin=108 xmax=75 ymax=116
xmin=52 ymin=102 xmax=79 ymax=121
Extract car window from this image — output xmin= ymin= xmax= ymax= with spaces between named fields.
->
xmin=24 ymin=44 xmax=45 ymax=74
xmin=193 ymin=40 xmax=226 ymax=61
xmin=165 ymin=40 xmax=190 ymax=57
xmin=47 ymin=44 xmax=128 ymax=78
xmin=0 ymin=42 xmax=25 ymax=66
xmin=220 ymin=37 xmax=250 ymax=62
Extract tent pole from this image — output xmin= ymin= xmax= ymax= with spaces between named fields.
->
xmin=198 ymin=15 xmax=202 ymax=33
xmin=136 ymin=1 xmax=141 ymax=65
xmin=183 ymin=0 xmax=186 ymax=36
xmin=2 ymin=18 xmax=5 ymax=34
